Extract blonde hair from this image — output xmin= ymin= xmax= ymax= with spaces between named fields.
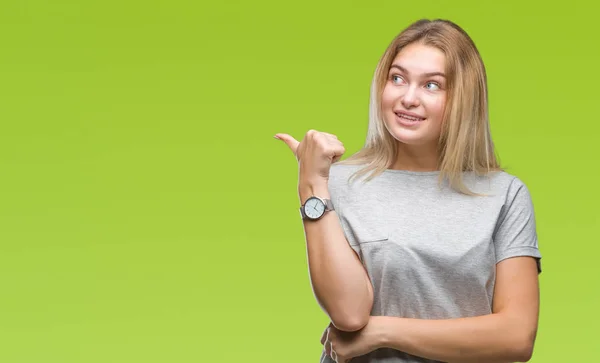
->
xmin=337 ymin=19 xmax=503 ymax=196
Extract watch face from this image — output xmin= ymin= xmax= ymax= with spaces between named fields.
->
xmin=304 ymin=197 xmax=325 ymax=219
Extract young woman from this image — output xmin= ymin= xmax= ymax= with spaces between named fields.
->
xmin=275 ymin=18 xmax=542 ymax=363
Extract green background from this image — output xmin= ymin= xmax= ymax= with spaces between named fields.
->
xmin=0 ymin=0 xmax=598 ymax=361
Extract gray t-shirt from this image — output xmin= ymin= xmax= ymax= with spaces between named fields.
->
xmin=319 ymin=164 xmax=542 ymax=363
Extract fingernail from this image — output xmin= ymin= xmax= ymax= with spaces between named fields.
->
xmin=273 ymin=134 xmax=280 ymax=140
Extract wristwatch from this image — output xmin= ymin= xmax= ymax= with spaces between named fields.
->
xmin=300 ymin=196 xmax=334 ymax=221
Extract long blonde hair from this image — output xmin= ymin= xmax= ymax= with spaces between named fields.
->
xmin=337 ymin=19 xmax=503 ymax=196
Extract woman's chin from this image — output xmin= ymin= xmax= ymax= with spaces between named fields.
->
xmin=384 ymin=121 xmax=440 ymax=146
xmin=390 ymin=131 xmax=429 ymax=145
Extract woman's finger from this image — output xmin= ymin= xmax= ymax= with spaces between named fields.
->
xmin=320 ymin=328 xmax=327 ymax=345
xmin=331 ymin=144 xmax=346 ymax=163
xmin=331 ymin=348 xmax=338 ymax=363
xmin=322 ymin=132 xmax=338 ymax=140
xmin=274 ymin=133 xmax=300 ymax=157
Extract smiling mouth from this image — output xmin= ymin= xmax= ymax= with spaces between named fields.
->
xmin=395 ymin=112 xmax=426 ymax=122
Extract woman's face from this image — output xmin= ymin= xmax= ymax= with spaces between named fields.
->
xmin=381 ymin=42 xmax=447 ymax=148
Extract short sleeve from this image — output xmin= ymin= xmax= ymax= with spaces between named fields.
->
xmin=328 ymin=183 xmax=360 ymax=255
xmin=327 ymin=167 xmax=362 ymax=258
xmin=493 ymin=177 xmax=542 ymax=274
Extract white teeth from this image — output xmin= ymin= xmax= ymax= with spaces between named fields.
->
xmin=397 ymin=113 xmax=424 ymax=121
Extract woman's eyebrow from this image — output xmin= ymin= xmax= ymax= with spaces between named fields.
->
xmin=390 ymin=64 xmax=446 ymax=78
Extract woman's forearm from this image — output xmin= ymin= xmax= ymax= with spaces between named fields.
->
xmin=299 ymin=180 xmax=373 ymax=332
xmin=374 ymin=313 xmax=536 ymax=363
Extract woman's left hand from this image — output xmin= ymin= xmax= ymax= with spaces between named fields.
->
xmin=320 ymin=316 xmax=385 ymax=362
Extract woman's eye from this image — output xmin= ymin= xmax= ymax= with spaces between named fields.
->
xmin=425 ymin=82 xmax=440 ymax=90
xmin=392 ymin=75 xmax=404 ymax=84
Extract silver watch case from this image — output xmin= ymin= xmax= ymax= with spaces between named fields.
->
xmin=299 ymin=196 xmax=334 ymax=221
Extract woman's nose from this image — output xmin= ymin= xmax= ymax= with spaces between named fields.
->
xmin=400 ymin=86 xmax=420 ymax=108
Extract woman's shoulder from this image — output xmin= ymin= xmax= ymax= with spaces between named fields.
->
xmin=327 ymin=163 xmax=373 ymax=203
xmin=329 ymin=163 xmax=364 ymax=180
xmin=464 ymin=169 xmax=531 ymax=198
xmin=328 ymin=163 xmax=361 ymax=191
xmin=329 ymin=163 xmax=533 ymax=199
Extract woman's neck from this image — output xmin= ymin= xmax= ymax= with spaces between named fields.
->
xmin=390 ymin=142 xmax=440 ymax=172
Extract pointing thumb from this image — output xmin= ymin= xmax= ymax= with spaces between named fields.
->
xmin=274 ymin=133 xmax=300 ymax=157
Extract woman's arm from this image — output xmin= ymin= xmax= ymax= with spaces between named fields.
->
xmin=374 ymin=256 xmax=540 ymax=362
xmin=300 ymin=179 xmax=373 ymax=332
